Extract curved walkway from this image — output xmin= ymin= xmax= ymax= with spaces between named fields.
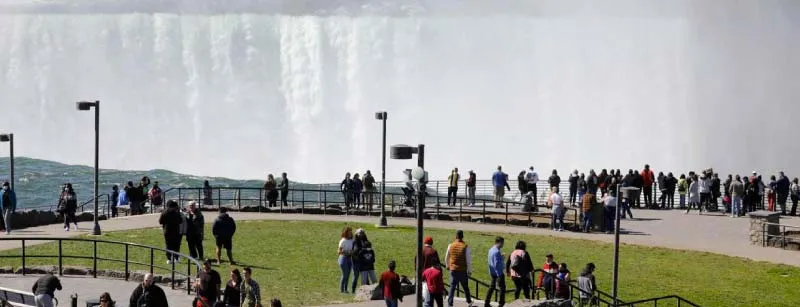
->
xmin=1 ymin=210 xmax=797 ymax=268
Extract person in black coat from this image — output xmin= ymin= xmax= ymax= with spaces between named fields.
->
xmin=212 ymin=207 xmax=237 ymax=265
xmin=158 ymin=200 xmax=184 ymax=264
xmin=129 ymin=273 xmax=168 ymax=307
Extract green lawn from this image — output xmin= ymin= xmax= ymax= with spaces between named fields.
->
xmin=1 ymin=220 xmax=798 ymax=306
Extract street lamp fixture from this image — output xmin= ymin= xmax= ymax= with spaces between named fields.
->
xmin=390 ymin=144 xmax=425 ymax=307
xmin=76 ymin=100 xmax=101 ymax=236
xmin=0 ymin=133 xmax=13 ymax=191
xmin=375 ymin=111 xmax=389 ymax=227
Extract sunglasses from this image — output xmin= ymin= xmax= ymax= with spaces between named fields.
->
xmin=100 ymin=299 xmax=108 ymax=302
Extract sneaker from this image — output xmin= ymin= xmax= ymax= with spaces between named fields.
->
xmin=64 ymin=227 xmax=69 ymax=232
xmin=167 ymin=260 xmax=172 ymax=265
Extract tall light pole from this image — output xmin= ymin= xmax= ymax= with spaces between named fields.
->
xmin=77 ymin=100 xmax=101 ymax=236
xmin=375 ymin=111 xmax=389 ymax=227
xmin=390 ymin=144 xmax=425 ymax=307
xmin=0 ymin=134 xmax=13 ymax=191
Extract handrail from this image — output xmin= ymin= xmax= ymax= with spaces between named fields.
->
xmin=0 ymin=237 xmax=203 ymax=295
xmin=761 ymin=221 xmax=800 ymax=249
xmin=617 ymin=294 xmax=700 ymax=307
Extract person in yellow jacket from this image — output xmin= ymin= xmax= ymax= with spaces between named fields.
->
xmin=447 ymin=168 xmax=460 ymax=207
xmin=677 ymin=174 xmax=688 ymax=209
xmin=444 ymin=230 xmax=473 ymax=307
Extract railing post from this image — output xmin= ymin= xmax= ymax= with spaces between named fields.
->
xmin=302 ymin=189 xmax=305 ymax=214
xmin=237 ymin=188 xmax=242 ymax=211
xmin=171 ymin=256 xmax=176 ymax=290
xmin=150 ymin=248 xmax=154 ymax=274
xmin=505 ymin=200 xmax=509 ymax=225
xmin=280 ymin=190 xmax=284 ymax=213
xmin=92 ymin=241 xmax=97 ymax=278
xmin=482 ymin=199 xmax=486 ymax=224
xmin=21 ymin=239 xmax=26 ymax=275
xmin=323 ymin=190 xmax=327 ymax=215
xmin=58 ymin=240 xmax=63 ymax=276
xmin=259 ymin=188 xmax=263 ymax=209
xmin=125 ymin=245 xmax=129 ymax=281
xmin=187 ymin=260 xmax=192 ymax=295
xmin=217 ymin=188 xmax=221 ymax=211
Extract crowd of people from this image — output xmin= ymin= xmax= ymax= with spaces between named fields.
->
xmin=337 ymin=227 xmax=601 ymax=307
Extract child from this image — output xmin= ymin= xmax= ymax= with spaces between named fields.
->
xmin=379 ymin=260 xmax=403 ymax=307
xmin=422 ymin=258 xmax=444 ymax=307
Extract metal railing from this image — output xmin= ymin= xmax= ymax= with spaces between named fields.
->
xmin=162 ymin=187 xmax=581 ymax=229
xmin=761 ymin=222 xmax=800 ymax=249
xmin=617 ymin=295 xmax=700 ymax=307
xmin=0 ymin=237 xmax=203 ymax=295
xmin=0 ymin=286 xmax=39 ymax=307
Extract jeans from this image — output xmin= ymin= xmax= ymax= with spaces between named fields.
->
xmin=2 ymin=208 xmax=12 ymax=233
xmin=447 ymin=187 xmax=458 ymax=206
xmin=511 ymin=276 xmax=531 ymax=299
xmin=280 ymin=190 xmax=288 ymax=207
xmin=338 ymin=255 xmax=353 ymax=293
xmin=426 ymin=293 xmax=444 ymax=307
xmin=551 ymin=206 xmax=564 ymax=230
xmin=484 ymin=274 xmax=506 ymax=307
xmin=731 ymin=196 xmax=742 ymax=217
xmin=63 ymin=211 xmax=77 ymax=229
xmin=604 ymin=206 xmax=616 ymax=232
xmin=385 ymin=299 xmax=398 ymax=307
xmin=622 ymin=199 xmax=634 ymax=218
xmin=679 ymin=194 xmax=686 ymax=208
xmin=361 ymin=270 xmax=377 ymax=285
xmin=643 ymin=185 xmax=653 ymax=206
xmin=448 ymin=270 xmax=472 ymax=306
xmin=582 ymin=211 xmax=593 ymax=232
xmin=569 ymin=188 xmax=577 ymax=205
xmin=35 ymin=294 xmax=53 ymax=307
xmin=468 ymin=187 xmax=476 ymax=205
xmin=778 ymin=193 xmax=788 ymax=214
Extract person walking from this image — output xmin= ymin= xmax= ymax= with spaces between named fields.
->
xmin=58 ymin=184 xmax=79 ymax=231
xmin=212 ymin=207 xmax=237 ymax=265
xmin=278 ymin=173 xmax=290 ymax=208
xmin=337 ymin=227 xmax=355 ymax=293
xmin=422 ymin=257 xmax=445 ymax=307
xmin=31 ymin=273 xmax=62 ymax=307
xmin=419 ymin=236 xmax=441 ymax=270
xmin=129 ymin=273 xmax=169 ymax=307
xmin=110 ymin=185 xmax=119 ymax=218
xmin=484 ymin=237 xmax=506 ymax=307
xmin=158 ymin=200 xmax=184 ymax=264
xmin=0 ymin=182 xmax=17 ymax=234
xmin=223 ymin=269 xmax=243 ymax=307
xmin=240 ymin=267 xmax=262 ymax=307
xmin=447 ymin=168 xmax=460 ymax=207
xmin=445 ymin=230 xmax=473 ymax=307
xmin=185 ymin=201 xmax=205 ymax=259
xmin=492 ymin=166 xmax=511 ymax=208
xmin=506 ymin=241 xmax=533 ymax=300
xmin=379 ymin=260 xmax=403 ymax=307
xmin=466 ymin=171 xmax=477 ymax=207
xmin=577 ymin=263 xmax=597 ymax=307
xmin=194 ymin=259 xmax=222 ymax=307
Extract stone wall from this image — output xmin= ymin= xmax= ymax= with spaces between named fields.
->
xmin=8 ymin=210 xmax=103 ymax=230
xmin=748 ymin=210 xmax=781 ymax=246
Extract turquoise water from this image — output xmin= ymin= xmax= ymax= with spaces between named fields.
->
xmin=0 ymin=157 xmax=312 ymax=210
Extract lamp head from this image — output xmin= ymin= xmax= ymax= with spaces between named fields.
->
xmin=390 ymin=145 xmax=413 ymax=160
xmin=374 ymin=111 xmax=386 ymax=120
xmin=76 ymin=101 xmax=97 ymax=111
xmin=0 ymin=134 xmax=10 ymax=142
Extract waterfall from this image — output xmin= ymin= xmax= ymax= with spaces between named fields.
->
xmin=0 ymin=0 xmax=798 ymax=182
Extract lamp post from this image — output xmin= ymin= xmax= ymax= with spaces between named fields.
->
xmin=390 ymin=144 xmax=425 ymax=307
xmin=77 ymin=100 xmax=101 ymax=236
xmin=615 ymin=186 xmax=640 ymax=306
xmin=375 ymin=111 xmax=389 ymax=227
xmin=0 ymin=134 xmax=13 ymax=191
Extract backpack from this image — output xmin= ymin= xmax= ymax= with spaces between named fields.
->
xmin=510 ymin=251 xmax=526 ymax=273
xmin=149 ymin=188 xmax=162 ymax=203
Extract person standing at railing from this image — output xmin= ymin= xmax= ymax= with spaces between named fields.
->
xmin=148 ymin=181 xmax=163 ymax=210
xmin=492 ymin=166 xmax=511 ymax=208
xmin=516 ymin=171 xmax=527 ymax=202
xmin=547 ymin=187 xmax=565 ymax=232
xmin=776 ymin=171 xmax=791 ymax=215
xmin=340 ymin=173 xmax=355 ymax=210
xmin=601 ymin=191 xmax=617 ymax=233
xmin=203 ymin=180 xmax=213 ymax=208
xmin=31 ymin=272 xmax=62 ymax=307
xmin=363 ymin=170 xmax=376 ymax=211
xmin=568 ymin=170 xmax=579 ymax=206
xmin=263 ymin=175 xmax=278 ymax=208
xmin=159 ymin=200 xmax=184 ymax=264
xmin=0 ymin=181 xmax=17 ymax=235
xmin=597 ymin=169 xmax=609 ymax=197
xmin=677 ymin=174 xmax=688 ymax=209
xmin=110 ymin=185 xmax=119 ymax=218
xmin=577 ymin=173 xmax=586 ymax=202
xmin=278 ymin=173 xmax=290 ymax=208
xmin=525 ymin=167 xmax=539 ymax=206
xmin=665 ymin=172 xmax=677 ymax=209
xmin=447 ymin=168 xmax=460 ymax=207
xmin=353 ymin=173 xmax=364 ymax=209
xmin=790 ymin=178 xmax=800 ymax=216
xmin=729 ymin=175 xmax=745 ymax=218
xmin=445 ymin=229 xmax=473 ymax=307
xmin=641 ymin=165 xmax=655 ymax=208
xmin=483 ymin=236 xmax=506 ymax=307
xmin=506 ymin=240 xmax=533 ymax=300
xmin=466 ymin=171 xmax=477 ymax=207
xmin=548 ymin=170 xmax=561 ymax=192
xmin=587 ymin=170 xmax=598 ymax=196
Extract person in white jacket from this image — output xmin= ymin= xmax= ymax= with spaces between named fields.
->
xmin=686 ymin=176 xmax=702 ymax=214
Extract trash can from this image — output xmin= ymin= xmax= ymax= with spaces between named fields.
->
xmin=85 ymin=298 xmax=100 ymax=307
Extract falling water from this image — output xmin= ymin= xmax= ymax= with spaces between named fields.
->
xmin=0 ymin=0 xmax=798 ymax=182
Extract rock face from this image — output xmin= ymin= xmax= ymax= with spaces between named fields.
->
xmin=353 ymin=277 xmax=417 ymax=301
xmin=748 ymin=210 xmax=781 ymax=246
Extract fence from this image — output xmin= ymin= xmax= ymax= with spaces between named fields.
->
xmin=761 ymin=222 xmax=800 ymax=250
xmin=0 ymin=237 xmax=203 ymax=295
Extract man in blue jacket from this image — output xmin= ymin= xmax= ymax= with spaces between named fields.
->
xmin=484 ymin=236 xmax=506 ymax=307
xmin=0 ymin=181 xmax=17 ymax=234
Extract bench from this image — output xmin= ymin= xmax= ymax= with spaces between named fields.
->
xmin=0 ymin=286 xmax=36 ymax=307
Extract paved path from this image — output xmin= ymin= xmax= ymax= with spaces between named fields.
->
xmin=0 ymin=275 xmax=194 ymax=307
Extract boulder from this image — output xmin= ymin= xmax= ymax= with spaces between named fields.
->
xmin=62 ymin=266 xmax=90 ymax=275
xmin=0 ymin=266 xmax=13 ymax=274
xmin=354 ymin=284 xmax=382 ymax=301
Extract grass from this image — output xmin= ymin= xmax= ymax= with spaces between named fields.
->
xmin=1 ymin=220 xmax=799 ymax=306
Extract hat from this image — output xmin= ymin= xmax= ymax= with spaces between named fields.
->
xmin=424 ymin=236 xmax=433 ymax=245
